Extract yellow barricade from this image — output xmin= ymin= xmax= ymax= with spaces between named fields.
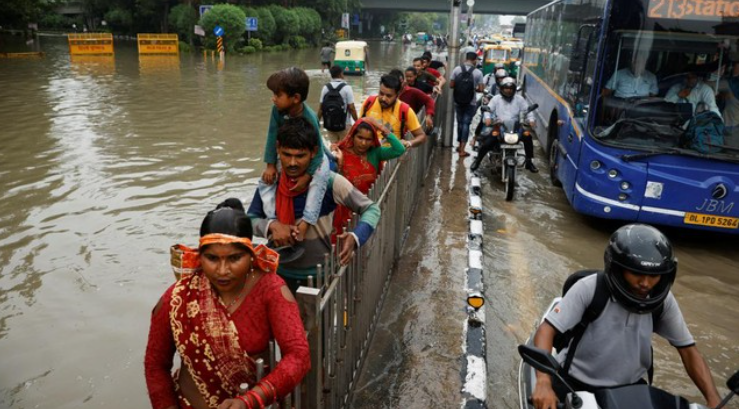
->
xmin=68 ymin=33 xmax=114 ymax=55
xmin=137 ymin=34 xmax=179 ymax=55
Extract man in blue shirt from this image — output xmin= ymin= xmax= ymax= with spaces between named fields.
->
xmin=603 ymin=53 xmax=658 ymax=99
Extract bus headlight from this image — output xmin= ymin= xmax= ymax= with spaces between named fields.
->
xmin=620 ymin=181 xmax=630 ymax=190
xmin=590 ymin=160 xmax=602 ymax=171
xmin=608 ymin=169 xmax=619 ymax=178
xmin=618 ymin=193 xmax=628 ymax=201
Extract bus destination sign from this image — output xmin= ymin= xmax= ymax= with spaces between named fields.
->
xmin=649 ymin=0 xmax=739 ymax=20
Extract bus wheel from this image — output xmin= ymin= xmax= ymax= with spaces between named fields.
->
xmin=549 ymin=139 xmax=563 ymax=187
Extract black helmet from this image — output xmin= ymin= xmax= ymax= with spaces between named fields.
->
xmin=604 ymin=224 xmax=677 ymax=314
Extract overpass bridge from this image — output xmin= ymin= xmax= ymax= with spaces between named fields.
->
xmin=361 ymin=0 xmax=550 ymax=15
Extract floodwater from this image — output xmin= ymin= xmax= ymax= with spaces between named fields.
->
xmin=478 ymin=144 xmax=739 ymax=408
xmin=0 ymin=34 xmax=417 ymax=408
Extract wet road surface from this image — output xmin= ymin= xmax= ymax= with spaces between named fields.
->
xmin=351 ymin=148 xmax=470 ymax=408
xmin=477 ymin=141 xmax=739 ymax=408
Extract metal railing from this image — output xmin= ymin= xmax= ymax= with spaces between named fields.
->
xmin=274 ymin=104 xmax=438 ymax=409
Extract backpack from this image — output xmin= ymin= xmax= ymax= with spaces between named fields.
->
xmin=322 ymin=83 xmax=348 ymax=132
xmin=361 ymin=95 xmax=410 ymax=138
xmin=681 ymin=110 xmax=725 ymax=154
xmin=454 ymin=64 xmax=476 ymax=105
xmin=551 ymin=270 xmax=663 ymax=383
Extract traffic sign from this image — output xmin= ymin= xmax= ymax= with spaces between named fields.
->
xmin=199 ymin=5 xmax=213 ymax=17
xmin=214 ymin=25 xmax=224 ymax=37
xmin=341 ymin=13 xmax=350 ymax=29
xmin=245 ymin=17 xmax=258 ymax=32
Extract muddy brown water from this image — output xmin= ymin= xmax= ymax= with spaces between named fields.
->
xmin=0 ymin=34 xmax=420 ymax=408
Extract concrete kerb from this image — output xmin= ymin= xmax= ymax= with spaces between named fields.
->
xmin=461 ymin=147 xmax=488 ymax=408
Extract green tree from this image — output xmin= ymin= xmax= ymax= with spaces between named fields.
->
xmin=255 ymin=7 xmax=277 ymax=45
xmin=104 ymin=7 xmax=134 ymax=34
xmin=169 ymin=4 xmax=197 ymax=44
xmin=199 ymin=4 xmax=246 ymax=52
xmin=0 ymin=0 xmax=52 ymax=29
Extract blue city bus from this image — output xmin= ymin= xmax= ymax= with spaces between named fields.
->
xmin=521 ymin=0 xmax=739 ymax=233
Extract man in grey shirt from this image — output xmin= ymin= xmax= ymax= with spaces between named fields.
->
xmin=530 ymin=224 xmax=721 ymax=409
xmin=472 ymin=76 xmax=538 ymax=172
xmin=450 ymin=51 xmax=484 ymax=156
xmin=320 ymin=42 xmax=334 ymax=73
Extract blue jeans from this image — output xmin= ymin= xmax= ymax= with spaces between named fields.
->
xmin=257 ymin=153 xmax=330 ymax=225
xmin=455 ymin=103 xmax=477 ymax=143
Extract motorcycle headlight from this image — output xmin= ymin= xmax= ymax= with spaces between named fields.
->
xmin=504 ymin=133 xmax=519 ymax=144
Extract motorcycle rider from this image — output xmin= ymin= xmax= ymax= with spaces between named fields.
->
xmin=471 ymin=77 xmax=539 ymax=172
xmin=472 ymin=68 xmax=509 ymax=150
xmin=482 ymin=66 xmax=508 ymax=96
xmin=531 ymin=224 xmax=721 ymax=409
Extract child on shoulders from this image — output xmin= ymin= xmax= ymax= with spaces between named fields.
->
xmin=259 ymin=67 xmax=331 ymax=241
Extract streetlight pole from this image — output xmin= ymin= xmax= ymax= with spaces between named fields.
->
xmin=465 ymin=0 xmax=475 ymax=46
xmin=443 ymin=0 xmax=462 ymax=148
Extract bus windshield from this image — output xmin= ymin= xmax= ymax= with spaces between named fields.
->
xmin=590 ymin=0 xmax=739 ymax=161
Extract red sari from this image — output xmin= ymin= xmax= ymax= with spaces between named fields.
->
xmin=145 ymin=234 xmax=310 ymax=409
xmin=333 ymin=119 xmax=383 ymax=239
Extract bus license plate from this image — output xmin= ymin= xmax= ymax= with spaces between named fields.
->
xmin=683 ymin=213 xmax=739 ymax=229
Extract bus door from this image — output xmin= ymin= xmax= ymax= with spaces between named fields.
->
xmin=558 ymin=22 xmax=601 ymax=197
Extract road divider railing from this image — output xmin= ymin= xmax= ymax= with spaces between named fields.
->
xmin=137 ymin=33 xmax=179 ymax=55
xmin=68 ymin=33 xmax=114 ymax=55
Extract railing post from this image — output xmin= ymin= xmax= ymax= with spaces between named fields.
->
xmin=296 ymin=286 xmax=323 ymax=409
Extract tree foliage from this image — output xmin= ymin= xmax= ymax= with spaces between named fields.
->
xmin=199 ymin=4 xmax=246 ymax=52
xmin=168 ymin=4 xmax=197 ymax=44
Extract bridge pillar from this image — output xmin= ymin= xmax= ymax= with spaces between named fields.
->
xmin=443 ymin=0 xmax=462 ymax=147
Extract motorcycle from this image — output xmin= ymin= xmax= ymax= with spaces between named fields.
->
xmin=517 ymin=299 xmax=739 ymax=409
xmin=477 ymin=103 xmax=539 ymax=201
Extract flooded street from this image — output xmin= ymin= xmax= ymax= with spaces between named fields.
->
xmin=479 ymin=145 xmax=739 ymax=408
xmin=1 ymin=31 xmax=737 ymax=409
xmin=0 ymin=35 xmax=413 ymax=408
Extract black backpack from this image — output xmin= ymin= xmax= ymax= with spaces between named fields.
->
xmin=322 ymin=83 xmax=348 ymax=132
xmin=453 ymin=65 xmax=476 ymax=105
xmin=552 ymin=269 xmax=663 ymax=382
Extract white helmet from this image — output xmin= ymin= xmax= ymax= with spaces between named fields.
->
xmin=499 ymin=77 xmax=517 ymax=100
xmin=494 ymin=68 xmax=508 ymax=79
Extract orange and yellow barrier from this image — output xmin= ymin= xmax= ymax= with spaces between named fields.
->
xmin=137 ymin=33 xmax=179 ymax=55
xmin=68 ymin=33 xmax=114 ymax=55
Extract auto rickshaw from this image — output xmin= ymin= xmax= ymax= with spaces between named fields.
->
xmin=417 ymin=32 xmax=428 ymax=45
xmin=482 ymin=44 xmax=511 ymax=75
xmin=334 ymin=40 xmax=369 ymax=75
xmin=504 ymin=42 xmax=524 ymax=77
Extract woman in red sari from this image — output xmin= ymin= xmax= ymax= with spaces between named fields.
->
xmin=145 ymin=198 xmax=310 ymax=409
xmin=331 ymin=118 xmax=407 ymax=238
